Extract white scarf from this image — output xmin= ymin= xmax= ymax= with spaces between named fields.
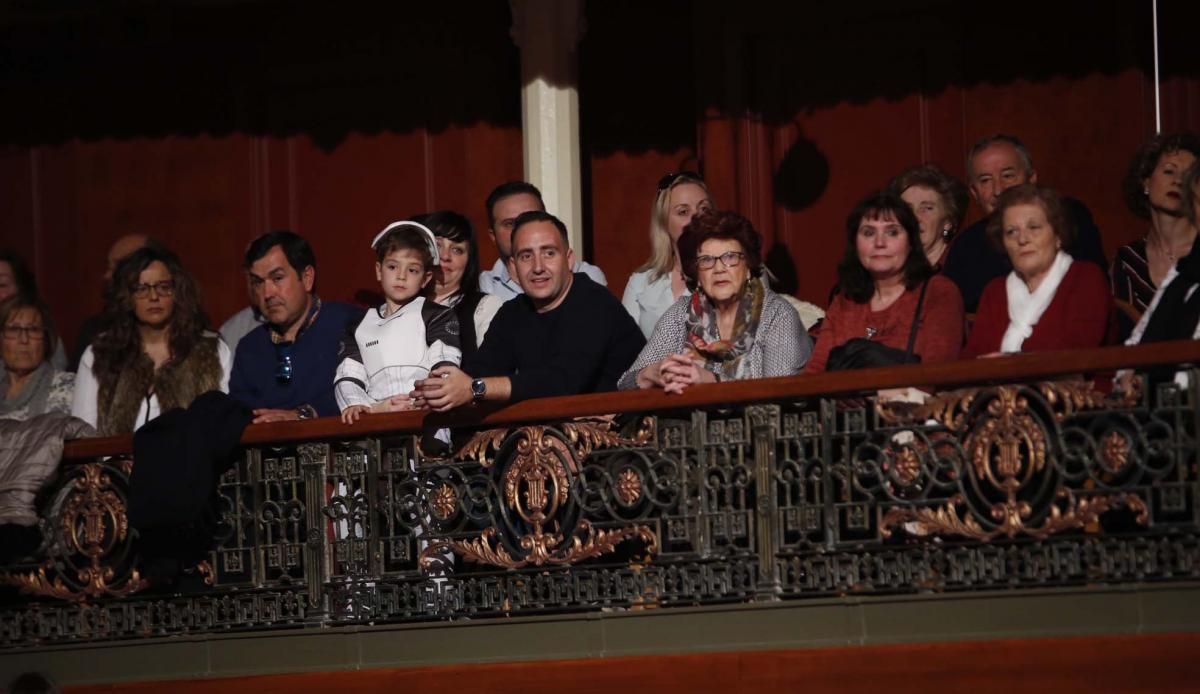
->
xmin=1001 ymin=250 xmax=1073 ymax=353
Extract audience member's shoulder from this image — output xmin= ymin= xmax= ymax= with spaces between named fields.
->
xmin=572 ymin=272 xmax=619 ymax=303
xmin=1071 ymin=257 xmax=1110 ymax=287
xmin=1063 ymin=195 xmax=1096 ymax=221
xmin=927 ymin=273 xmax=963 ymax=300
xmin=323 ymin=300 xmax=367 ymax=322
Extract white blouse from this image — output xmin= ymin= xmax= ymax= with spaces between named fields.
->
xmin=71 ymin=337 xmax=233 ymax=432
xmin=622 ymin=269 xmax=687 ymax=339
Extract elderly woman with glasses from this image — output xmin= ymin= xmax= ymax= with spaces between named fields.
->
xmin=622 ymin=171 xmax=714 ymax=338
xmin=72 ymin=245 xmax=231 ymax=435
xmin=0 ymin=294 xmax=74 ymax=420
xmin=618 ymin=210 xmax=811 ymax=392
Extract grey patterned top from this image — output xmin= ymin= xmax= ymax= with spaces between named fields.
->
xmin=0 ymin=371 xmax=75 ymax=422
xmin=617 ymin=289 xmax=812 ymax=390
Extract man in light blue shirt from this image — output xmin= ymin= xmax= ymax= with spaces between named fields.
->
xmin=478 ymin=181 xmax=606 ymax=300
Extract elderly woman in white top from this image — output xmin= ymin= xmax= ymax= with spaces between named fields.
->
xmin=622 ymin=172 xmax=714 ymax=338
xmin=619 ymin=210 xmax=811 ymax=392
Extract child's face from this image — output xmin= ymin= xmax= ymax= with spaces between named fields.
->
xmin=375 ymin=248 xmax=432 ymax=307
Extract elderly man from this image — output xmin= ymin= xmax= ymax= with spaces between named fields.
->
xmin=478 ymin=181 xmax=607 ymax=300
xmin=415 ymin=210 xmax=643 ymax=410
xmin=942 ymin=134 xmax=1107 ymax=312
xmin=229 ymin=230 xmax=363 ymax=423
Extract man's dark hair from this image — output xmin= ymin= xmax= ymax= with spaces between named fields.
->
xmin=243 ymin=230 xmax=316 ymax=275
xmin=485 ymin=181 xmax=545 ymax=228
xmin=511 ymin=210 xmax=569 ymax=248
xmin=837 ymin=191 xmax=934 ymax=304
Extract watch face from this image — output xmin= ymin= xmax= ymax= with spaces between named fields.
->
xmin=471 ymin=378 xmax=486 ymax=397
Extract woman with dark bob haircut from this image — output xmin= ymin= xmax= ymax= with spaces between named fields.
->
xmin=73 ymin=245 xmax=231 ymax=435
xmin=963 ymin=185 xmax=1112 ymax=357
xmin=805 ymin=191 xmax=963 ymax=373
xmin=415 ymin=210 xmax=503 ymax=360
xmin=618 ymin=209 xmax=811 ymax=392
xmin=1112 ymin=132 xmax=1200 ymax=322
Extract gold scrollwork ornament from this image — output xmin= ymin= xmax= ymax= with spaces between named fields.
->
xmin=0 ymin=463 xmax=146 ymax=601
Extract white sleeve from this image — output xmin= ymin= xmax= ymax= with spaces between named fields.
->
xmin=217 ymin=339 xmax=233 ymax=393
xmin=621 ymin=272 xmax=645 ymax=326
xmin=334 ymin=357 xmax=373 ymax=410
xmin=473 ymin=293 xmax=504 ymax=348
xmin=71 ymin=346 xmax=100 ymax=428
xmin=423 ymin=340 xmax=462 ymax=370
xmin=581 ymin=261 xmax=608 ymax=287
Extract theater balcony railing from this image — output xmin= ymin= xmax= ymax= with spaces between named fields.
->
xmin=3 ymin=340 xmax=1200 ymax=648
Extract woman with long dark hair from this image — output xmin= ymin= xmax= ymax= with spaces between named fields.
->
xmin=415 ymin=210 xmax=503 ymax=360
xmin=805 ymin=192 xmax=964 ymax=373
xmin=72 ymin=245 xmax=231 ymax=435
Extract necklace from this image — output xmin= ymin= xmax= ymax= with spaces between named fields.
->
xmin=1152 ymin=233 xmax=1178 ymax=264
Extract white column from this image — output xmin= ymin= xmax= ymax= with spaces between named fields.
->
xmin=510 ymin=0 xmax=586 ymax=255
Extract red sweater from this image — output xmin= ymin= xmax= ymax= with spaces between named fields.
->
xmin=806 ymin=275 xmax=964 ymax=373
xmin=962 ymin=261 xmax=1112 ymax=358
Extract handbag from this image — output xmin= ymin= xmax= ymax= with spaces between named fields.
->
xmin=825 ymin=280 xmax=930 ymax=371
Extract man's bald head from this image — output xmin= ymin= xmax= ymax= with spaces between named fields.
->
xmin=105 ymin=234 xmax=149 ymax=282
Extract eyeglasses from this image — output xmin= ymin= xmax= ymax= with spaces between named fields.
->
xmin=657 ymin=171 xmax=703 ymax=191
xmin=132 ymin=280 xmax=175 ymax=299
xmin=695 ymin=251 xmax=745 ymax=270
xmin=2 ymin=325 xmax=44 ymax=341
xmin=274 ymin=342 xmax=294 ymax=384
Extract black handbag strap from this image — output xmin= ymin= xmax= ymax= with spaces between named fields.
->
xmin=902 ymin=279 xmax=931 ymax=359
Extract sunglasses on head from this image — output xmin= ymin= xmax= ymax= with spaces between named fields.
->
xmin=657 ymin=171 xmax=703 ymax=191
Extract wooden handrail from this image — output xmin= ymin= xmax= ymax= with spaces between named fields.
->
xmin=61 ymin=339 xmax=1200 ymax=460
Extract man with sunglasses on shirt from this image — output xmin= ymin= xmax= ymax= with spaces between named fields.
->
xmin=478 ymin=181 xmax=608 ymax=301
xmin=229 ymin=230 xmax=364 ymax=423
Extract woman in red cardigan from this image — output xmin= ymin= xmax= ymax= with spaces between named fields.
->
xmin=806 ymin=192 xmax=964 ymax=373
xmin=963 ymin=184 xmax=1112 ymax=358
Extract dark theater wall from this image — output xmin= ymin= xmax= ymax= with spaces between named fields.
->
xmin=0 ymin=1 xmax=523 ymax=350
xmin=685 ymin=0 xmax=1200 ymax=304
xmin=1 ymin=0 xmax=1198 ymax=350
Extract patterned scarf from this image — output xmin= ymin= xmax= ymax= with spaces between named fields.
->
xmin=0 ymin=361 xmax=55 ymax=419
xmin=683 ymin=276 xmax=765 ymax=381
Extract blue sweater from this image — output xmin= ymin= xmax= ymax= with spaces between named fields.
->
xmin=229 ymin=300 xmax=364 ymax=417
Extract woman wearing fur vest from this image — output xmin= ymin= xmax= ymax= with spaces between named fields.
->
xmin=72 ymin=245 xmax=232 ymax=436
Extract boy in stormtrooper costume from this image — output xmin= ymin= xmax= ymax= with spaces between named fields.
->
xmin=334 ymin=220 xmax=462 ymax=423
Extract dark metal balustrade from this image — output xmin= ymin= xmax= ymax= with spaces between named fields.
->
xmin=2 ymin=343 xmax=1199 ymax=647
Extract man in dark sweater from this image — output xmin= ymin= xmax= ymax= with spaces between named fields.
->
xmin=413 ymin=211 xmax=643 ymax=410
xmin=942 ymin=134 xmax=1107 ymax=313
xmin=229 ymin=231 xmax=363 ymax=422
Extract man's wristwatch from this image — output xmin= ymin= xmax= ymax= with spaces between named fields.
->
xmin=470 ymin=378 xmax=487 ymax=401
xmin=295 ymin=404 xmax=318 ymax=420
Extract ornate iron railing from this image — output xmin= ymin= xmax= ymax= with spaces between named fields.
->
xmin=2 ymin=342 xmax=1199 ymax=647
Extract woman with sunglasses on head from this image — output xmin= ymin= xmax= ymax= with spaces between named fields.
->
xmin=622 ymin=171 xmax=714 ymax=338
xmin=72 ymin=245 xmax=231 ymax=435
xmin=618 ymin=210 xmax=811 ymax=393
